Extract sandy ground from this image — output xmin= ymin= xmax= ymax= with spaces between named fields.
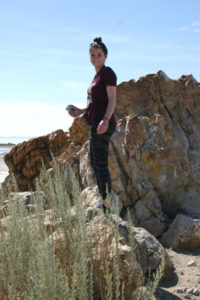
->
xmin=0 ymin=153 xmax=9 ymax=185
xmin=156 ymin=249 xmax=200 ymax=300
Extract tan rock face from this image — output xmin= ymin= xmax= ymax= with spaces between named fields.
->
xmin=160 ymin=214 xmax=200 ymax=250
xmin=3 ymin=71 xmax=200 ymax=239
xmin=86 ymin=215 xmax=143 ymax=299
xmin=111 ymin=71 xmax=200 ymax=219
xmin=4 ymin=130 xmax=70 ymax=191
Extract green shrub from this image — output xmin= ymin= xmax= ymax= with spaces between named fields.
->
xmin=0 ymin=159 xmax=164 ymax=299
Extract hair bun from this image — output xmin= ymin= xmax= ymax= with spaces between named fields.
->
xmin=93 ymin=37 xmax=102 ymax=44
xmin=89 ymin=37 xmax=108 ymax=55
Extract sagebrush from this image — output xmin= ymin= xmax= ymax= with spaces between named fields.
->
xmin=0 ymin=159 xmax=164 ymax=299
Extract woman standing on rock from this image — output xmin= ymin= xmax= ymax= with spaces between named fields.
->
xmin=67 ymin=37 xmax=117 ymax=212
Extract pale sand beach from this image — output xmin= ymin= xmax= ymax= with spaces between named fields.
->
xmin=0 ymin=153 xmax=9 ymax=185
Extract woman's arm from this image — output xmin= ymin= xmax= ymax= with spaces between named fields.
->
xmin=97 ymin=85 xmax=116 ymax=135
xmin=67 ymin=105 xmax=86 ymax=118
xmin=104 ymin=86 xmax=116 ymax=121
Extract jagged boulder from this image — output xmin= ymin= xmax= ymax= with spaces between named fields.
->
xmin=4 ymin=130 xmax=70 ymax=191
xmin=3 ymin=71 xmax=200 ymax=239
xmin=110 ymin=71 xmax=200 ymax=219
xmin=77 ymin=71 xmax=200 ymax=236
xmin=160 ymin=214 xmax=200 ymax=250
xmin=52 ymin=211 xmax=172 ymax=299
xmin=131 ymin=226 xmax=174 ymax=275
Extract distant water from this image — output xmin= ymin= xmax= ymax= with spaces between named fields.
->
xmin=0 ymin=136 xmax=32 ymax=145
xmin=0 ymin=136 xmax=33 ymax=153
xmin=0 ymin=147 xmax=11 ymax=155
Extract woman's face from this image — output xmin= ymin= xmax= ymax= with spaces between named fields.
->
xmin=90 ymin=47 xmax=107 ymax=71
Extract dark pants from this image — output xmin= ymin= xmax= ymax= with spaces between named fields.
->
xmin=90 ymin=120 xmax=115 ymax=200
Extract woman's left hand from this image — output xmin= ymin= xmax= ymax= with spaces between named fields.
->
xmin=97 ymin=119 xmax=109 ymax=135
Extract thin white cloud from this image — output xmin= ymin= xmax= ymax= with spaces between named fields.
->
xmin=180 ymin=21 xmax=200 ymax=32
xmin=180 ymin=26 xmax=189 ymax=31
xmin=191 ymin=21 xmax=200 ymax=27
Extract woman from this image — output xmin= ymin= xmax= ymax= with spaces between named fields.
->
xmin=68 ymin=37 xmax=117 ymax=211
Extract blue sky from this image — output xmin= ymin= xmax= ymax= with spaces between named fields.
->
xmin=0 ymin=0 xmax=200 ymax=137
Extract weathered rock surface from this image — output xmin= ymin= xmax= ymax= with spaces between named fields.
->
xmin=131 ymin=226 xmax=173 ymax=275
xmin=160 ymin=214 xmax=200 ymax=250
xmin=85 ymin=215 xmax=144 ymax=299
xmin=52 ymin=211 xmax=172 ymax=299
xmin=121 ymin=190 xmax=167 ymax=237
xmin=111 ymin=72 xmax=200 ymax=219
xmin=3 ymin=71 xmax=200 ymax=242
xmin=81 ymin=185 xmax=123 ymax=213
xmin=4 ymin=129 xmax=70 ymax=191
xmin=80 ymin=186 xmax=174 ymax=276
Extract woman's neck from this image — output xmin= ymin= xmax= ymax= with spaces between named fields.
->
xmin=95 ymin=65 xmax=104 ymax=73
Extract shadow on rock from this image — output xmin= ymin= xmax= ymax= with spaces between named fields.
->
xmin=159 ymin=268 xmax=179 ymax=288
xmin=155 ymin=287 xmax=182 ymax=300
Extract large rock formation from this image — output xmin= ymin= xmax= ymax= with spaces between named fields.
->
xmin=77 ymin=71 xmax=200 ymax=238
xmin=3 ymin=71 xmax=200 ymax=248
xmin=4 ymin=130 xmax=70 ymax=191
xmin=111 ymin=71 xmax=200 ymax=220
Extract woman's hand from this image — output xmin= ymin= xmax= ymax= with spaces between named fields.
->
xmin=97 ymin=119 xmax=109 ymax=135
xmin=67 ymin=105 xmax=85 ymax=118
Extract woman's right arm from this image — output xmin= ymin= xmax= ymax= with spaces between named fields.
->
xmin=67 ymin=105 xmax=86 ymax=118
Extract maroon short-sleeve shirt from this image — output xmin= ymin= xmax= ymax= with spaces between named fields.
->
xmin=86 ymin=65 xmax=117 ymax=125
